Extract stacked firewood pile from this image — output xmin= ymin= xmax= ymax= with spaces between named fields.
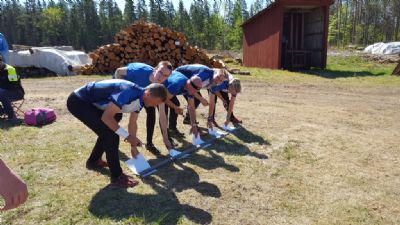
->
xmin=80 ymin=21 xmax=224 ymax=75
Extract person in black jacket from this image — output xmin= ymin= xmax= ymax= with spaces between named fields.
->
xmin=0 ymin=55 xmax=24 ymax=120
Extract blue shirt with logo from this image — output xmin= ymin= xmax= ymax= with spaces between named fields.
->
xmin=163 ymin=71 xmax=188 ymax=96
xmin=210 ymin=80 xmax=229 ymax=94
xmin=175 ymin=64 xmax=214 ymax=88
xmin=117 ymin=62 xmax=154 ymax=88
xmin=74 ymin=79 xmax=145 ymax=113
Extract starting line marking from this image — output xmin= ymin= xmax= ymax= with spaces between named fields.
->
xmin=139 ymin=128 xmax=238 ymax=178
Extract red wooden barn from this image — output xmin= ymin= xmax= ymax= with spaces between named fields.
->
xmin=242 ymin=0 xmax=334 ymax=70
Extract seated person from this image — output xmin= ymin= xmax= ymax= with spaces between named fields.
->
xmin=0 ymin=55 xmax=24 ymax=120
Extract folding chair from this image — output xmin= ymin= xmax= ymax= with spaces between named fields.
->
xmin=11 ymin=98 xmax=25 ymax=118
xmin=0 ymin=102 xmax=6 ymax=119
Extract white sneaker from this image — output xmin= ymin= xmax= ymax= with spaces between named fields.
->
xmin=208 ymin=128 xmax=225 ymax=138
xmin=192 ymin=135 xmax=205 ymax=146
xmin=169 ymin=149 xmax=188 ymax=158
xmin=223 ymin=124 xmax=236 ymax=132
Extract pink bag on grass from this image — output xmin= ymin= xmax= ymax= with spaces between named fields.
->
xmin=24 ymin=108 xmax=56 ymax=126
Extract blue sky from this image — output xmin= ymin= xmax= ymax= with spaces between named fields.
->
xmin=115 ymin=0 xmax=256 ymax=12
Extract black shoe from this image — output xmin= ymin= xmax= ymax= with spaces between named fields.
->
xmin=168 ymin=128 xmax=185 ymax=137
xmin=86 ymin=159 xmax=108 ymax=171
xmin=168 ymin=137 xmax=177 ymax=147
xmin=146 ymin=143 xmax=162 ymax=156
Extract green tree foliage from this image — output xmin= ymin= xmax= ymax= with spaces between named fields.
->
xmin=1 ymin=0 xmax=396 ymax=52
xmin=136 ymin=0 xmax=148 ymax=20
xmin=124 ymin=0 xmax=136 ymax=26
xmin=330 ymin=0 xmax=400 ymax=47
xmin=40 ymin=7 xmax=64 ymax=45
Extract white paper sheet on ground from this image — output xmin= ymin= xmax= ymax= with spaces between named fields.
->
xmin=222 ymin=123 xmax=236 ymax=132
xmin=169 ymin=149 xmax=189 ymax=159
xmin=208 ymin=127 xmax=226 ymax=138
xmin=125 ymin=153 xmax=151 ymax=175
xmin=192 ymin=134 xmax=205 ymax=146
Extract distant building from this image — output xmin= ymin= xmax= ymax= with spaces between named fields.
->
xmin=242 ymin=0 xmax=334 ymax=70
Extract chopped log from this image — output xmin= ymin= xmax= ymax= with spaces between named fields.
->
xmin=81 ymin=21 xmax=224 ymax=75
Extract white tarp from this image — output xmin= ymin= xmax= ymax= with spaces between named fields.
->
xmin=363 ymin=42 xmax=400 ymax=55
xmin=8 ymin=47 xmax=91 ymax=76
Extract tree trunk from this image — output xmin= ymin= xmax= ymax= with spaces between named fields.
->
xmin=344 ymin=0 xmax=349 ymax=44
xmin=396 ymin=15 xmax=400 ymax=41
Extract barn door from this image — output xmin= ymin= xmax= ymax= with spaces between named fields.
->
xmin=281 ymin=11 xmax=311 ymax=70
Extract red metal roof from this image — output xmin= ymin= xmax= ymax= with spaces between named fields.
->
xmin=242 ymin=0 xmax=334 ymax=27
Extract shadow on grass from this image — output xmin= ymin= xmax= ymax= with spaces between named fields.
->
xmin=300 ymin=68 xmax=385 ymax=79
xmin=208 ymin=136 xmax=268 ymax=160
xmin=89 ymin=125 xmax=269 ymax=223
xmin=0 ymin=118 xmax=24 ymax=130
xmin=232 ymin=125 xmax=270 ymax=147
xmin=89 ymin=161 xmax=215 ymax=224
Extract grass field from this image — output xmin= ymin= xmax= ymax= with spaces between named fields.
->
xmin=1 ymin=55 xmax=400 ymax=225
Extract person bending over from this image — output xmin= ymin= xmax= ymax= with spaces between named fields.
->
xmin=67 ymin=79 xmax=167 ymax=188
xmin=208 ymin=77 xmax=242 ymax=129
xmin=114 ymin=61 xmax=173 ymax=156
xmin=163 ymin=71 xmax=203 ymax=137
xmin=174 ymin=64 xmax=227 ymax=125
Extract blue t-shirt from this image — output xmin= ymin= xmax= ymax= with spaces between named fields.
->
xmin=118 ymin=62 xmax=153 ymax=88
xmin=210 ymin=80 xmax=229 ymax=94
xmin=163 ymin=71 xmax=188 ymax=96
xmin=74 ymin=79 xmax=145 ymax=113
xmin=175 ymin=64 xmax=214 ymax=88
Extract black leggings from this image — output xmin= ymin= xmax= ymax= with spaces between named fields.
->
xmin=165 ymin=96 xmax=180 ymax=130
xmin=144 ymin=106 xmax=156 ymax=144
xmin=67 ymin=93 xmax=123 ymax=178
xmin=213 ymin=91 xmax=235 ymax=118
xmin=115 ymin=107 xmax=155 ymax=145
xmin=182 ymin=91 xmax=202 ymax=121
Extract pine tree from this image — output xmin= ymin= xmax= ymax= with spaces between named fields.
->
xmin=241 ymin=0 xmax=249 ymax=21
xmin=226 ymin=0 xmax=243 ymax=50
xmin=82 ymin=0 xmax=101 ymax=50
xmin=165 ymin=0 xmax=175 ymax=29
xmin=124 ymin=0 xmax=136 ymax=25
xmin=149 ymin=0 xmax=157 ymax=23
xmin=224 ymin=0 xmax=234 ymax=26
xmin=175 ymin=0 xmax=191 ymax=34
xmin=155 ymin=0 xmax=167 ymax=26
xmin=99 ymin=0 xmax=110 ymax=43
xmin=136 ymin=0 xmax=148 ymax=21
xmin=249 ymin=3 xmax=255 ymax=17
xmin=252 ymin=0 xmax=263 ymax=14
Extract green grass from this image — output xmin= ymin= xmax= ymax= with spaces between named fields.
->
xmin=1 ymin=53 xmax=400 ymax=225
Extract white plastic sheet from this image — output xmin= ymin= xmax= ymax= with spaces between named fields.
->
xmin=363 ymin=42 xmax=400 ymax=55
xmin=192 ymin=134 xmax=205 ymax=146
xmin=8 ymin=47 xmax=91 ymax=76
xmin=208 ymin=127 xmax=226 ymax=138
xmin=125 ymin=153 xmax=151 ymax=175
